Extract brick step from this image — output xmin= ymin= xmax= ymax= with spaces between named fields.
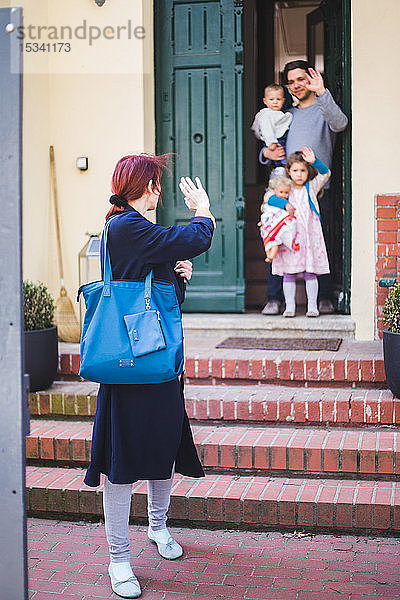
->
xmin=185 ymin=353 xmax=385 ymax=387
xmin=26 ymin=466 xmax=400 ymax=533
xmin=30 ymin=381 xmax=399 ymax=426
xmin=185 ymin=385 xmax=398 ymax=426
xmin=30 ymin=382 xmax=99 ymax=418
xmin=58 ymin=340 xmax=386 ymax=387
xmin=27 ymin=420 xmax=400 ymax=479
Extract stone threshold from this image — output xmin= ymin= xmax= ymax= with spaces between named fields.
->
xmin=182 ymin=313 xmax=356 ymax=339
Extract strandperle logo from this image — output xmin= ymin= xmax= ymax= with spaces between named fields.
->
xmin=16 ymin=19 xmax=145 ymax=46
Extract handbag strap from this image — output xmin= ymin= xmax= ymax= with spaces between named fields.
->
xmin=101 ymin=215 xmax=153 ymax=305
xmin=144 ymin=269 xmax=153 ymax=309
xmin=102 ymin=215 xmax=120 ymax=297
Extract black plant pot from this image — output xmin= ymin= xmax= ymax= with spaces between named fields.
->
xmin=383 ymin=328 xmax=400 ymax=398
xmin=25 ymin=325 xmax=58 ymax=392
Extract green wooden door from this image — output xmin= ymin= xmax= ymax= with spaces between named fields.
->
xmin=307 ymin=0 xmax=352 ymax=314
xmin=155 ymin=0 xmax=245 ymax=312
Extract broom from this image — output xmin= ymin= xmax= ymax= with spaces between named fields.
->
xmin=50 ymin=145 xmax=81 ymax=343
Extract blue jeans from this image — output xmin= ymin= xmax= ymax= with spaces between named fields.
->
xmin=267 ymin=263 xmax=283 ymax=303
xmin=317 ymin=190 xmax=333 ymax=303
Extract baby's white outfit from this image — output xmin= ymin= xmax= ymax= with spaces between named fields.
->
xmin=251 ymin=108 xmax=293 ymax=146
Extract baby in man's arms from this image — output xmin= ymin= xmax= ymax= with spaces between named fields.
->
xmin=251 ymin=83 xmax=292 ymax=167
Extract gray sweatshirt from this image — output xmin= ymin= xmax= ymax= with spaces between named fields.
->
xmin=286 ymin=89 xmax=348 ymax=183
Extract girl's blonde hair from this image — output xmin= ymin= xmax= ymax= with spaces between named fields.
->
xmin=285 ymin=151 xmax=318 ymax=181
xmin=269 ymin=174 xmax=292 ymax=191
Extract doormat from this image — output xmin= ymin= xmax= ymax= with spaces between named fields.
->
xmin=215 ymin=337 xmax=342 ymax=352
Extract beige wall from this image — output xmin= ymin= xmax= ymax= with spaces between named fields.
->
xmin=4 ymin=0 xmax=400 ymax=339
xmin=274 ymin=2 xmax=322 ymax=81
xmin=351 ymin=0 xmax=400 ymax=339
xmin=0 ymin=0 xmax=154 ymax=313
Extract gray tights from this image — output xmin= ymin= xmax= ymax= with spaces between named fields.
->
xmin=103 ymin=466 xmax=175 ymax=563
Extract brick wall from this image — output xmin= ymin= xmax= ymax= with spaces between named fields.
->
xmin=375 ymin=195 xmax=400 ymax=338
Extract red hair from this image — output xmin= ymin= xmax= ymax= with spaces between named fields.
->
xmin=105 ymin=153 xmax=172 ymax=219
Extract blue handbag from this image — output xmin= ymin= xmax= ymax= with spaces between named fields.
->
xmin=78 ymin=215 xmax=184 ymax=384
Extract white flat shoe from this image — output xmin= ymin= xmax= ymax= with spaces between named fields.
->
xmin=306 ymin=310 xmax=319 ymax=317
xmin=283 ymin=309 xmax=295 ymax=318
xmin=108 ymin=562 xmax=141 ymax=598
xmin=148 ymin=526 xmax=183 ymax=560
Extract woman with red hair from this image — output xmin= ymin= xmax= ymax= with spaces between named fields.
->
xmin=84 ymin=153 xmax=215 ymax=598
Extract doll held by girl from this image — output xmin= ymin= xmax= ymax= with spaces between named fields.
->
xmin=258 ymin=174 xmax=299 ymax=262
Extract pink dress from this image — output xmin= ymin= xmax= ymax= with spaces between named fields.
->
xmin=272 ymin=170 xmax=331 ymax=276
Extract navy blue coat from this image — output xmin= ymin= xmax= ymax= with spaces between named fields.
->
xmin=84 ymin=205 xmax=214 ymax=487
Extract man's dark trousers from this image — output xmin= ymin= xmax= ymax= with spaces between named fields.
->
xmin=267 ymin=266 xmax=283 ymax=302
xmin=317 ymin=189 xmax=333 ymax=302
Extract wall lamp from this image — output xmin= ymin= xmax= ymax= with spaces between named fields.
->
xmin=76 ymin=157 xmax=89 ymax=171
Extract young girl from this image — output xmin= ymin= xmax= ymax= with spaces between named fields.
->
xmin=271 ymin=147 xmax=331 ymax=318
xmin=258 ymin=174 xmax=299 ymax=262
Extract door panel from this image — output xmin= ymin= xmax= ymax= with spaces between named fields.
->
xmin=307 ymin=0 xmax=352 ymax=314
xmin=155 ymin=0 xmax=245 ymax=312
xmin=174 ymin=3 xmax=221 ymax=54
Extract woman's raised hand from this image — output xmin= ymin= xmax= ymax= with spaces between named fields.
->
xmin=301 ymin=146 xmax=316 ymax=163
xmin=179 ymin=176 xmax=210 ymax=211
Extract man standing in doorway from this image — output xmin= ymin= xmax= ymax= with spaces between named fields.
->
xmin=261 ymin=60 xmax=348 ymax=315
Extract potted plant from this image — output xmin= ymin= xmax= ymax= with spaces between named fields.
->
xmin=383 ymin=282 xmax=400 ymax=398
xmin=24 ymin=280 xmax=58 ymax=392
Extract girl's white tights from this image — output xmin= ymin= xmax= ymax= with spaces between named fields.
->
xmin=282 ymin=277 xmax=296 ymax=312
xmin=103 ymin=466 xmax=175 ymax=563
xmin=305 ymin=273 xmax=318 ymax=313
xmin=283 ymin=272 xmax=318 ymax=313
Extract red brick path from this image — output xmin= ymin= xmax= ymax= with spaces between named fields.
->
xmin=28 ymin=518 xmax=400 ymax=600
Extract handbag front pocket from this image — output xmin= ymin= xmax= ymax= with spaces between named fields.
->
xmin=124 ymin=310 xmax=166 ymax=358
